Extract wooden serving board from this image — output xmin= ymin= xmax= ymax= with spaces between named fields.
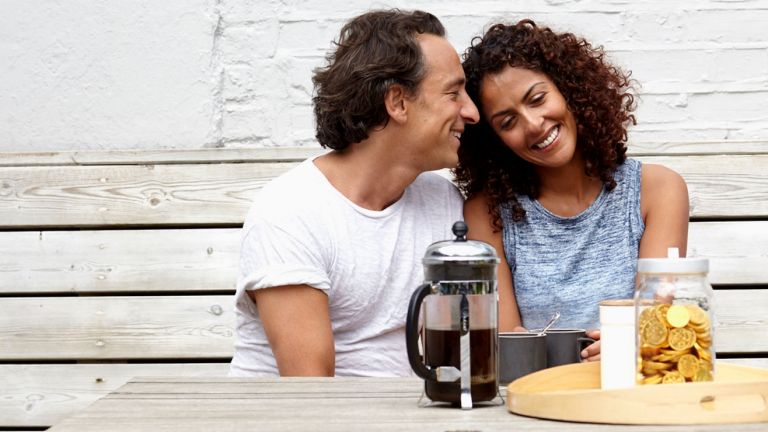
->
xmin=506 ymin=361 xmax=768 ymax=424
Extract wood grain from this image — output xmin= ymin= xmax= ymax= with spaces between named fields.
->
xmin=507 ymin=362 xmax=768 ymax=425
xmin=1 ymin=154 xmax=767 ymax=228
xmin=45 ymin=376 xmax=768 ymax=432
xmin=0 ymin=228 xmax=240 ymax=294
xmin=1 ymin=141 xmax=765 ymax=167
xmin=628 ymin=140 xmax=768 ymax=156
xmin=3 ymin=146 xmax=767 ymax=431
xmin=0 ymin=146 xmax=326 ymax=167
xmin=0 ymin=363 xmax=229 ymax=427
xmin=689 ymin=221 xmax=768 ymax=285
xmin=2 ymin=221 xmax=766 ymax=295
xmin=0 ymin=291 xmax=764 ymax=361
xmin=637 ymin=154 xmax=768 ymax=218
xmin=0 ymin=162 xmax=299 ymax=227
xmin=0 ymin=296 xmax=235 ymax=359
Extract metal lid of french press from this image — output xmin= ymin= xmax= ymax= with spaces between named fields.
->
xmin=422 ymin=221 xmax=500 ymax=266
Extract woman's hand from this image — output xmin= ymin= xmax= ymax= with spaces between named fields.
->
xmin=581 ymin=329 xmax=601 ymax=362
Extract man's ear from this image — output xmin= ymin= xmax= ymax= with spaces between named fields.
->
xmin=384 ymin=84 xmax=409 ymax=124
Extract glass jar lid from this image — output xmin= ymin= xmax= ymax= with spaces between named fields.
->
xmin=637 ymin=247 xmax=709 ymax=274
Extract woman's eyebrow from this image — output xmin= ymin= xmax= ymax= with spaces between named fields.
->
xmin=488 ymin=81 xmax=546 ymax=121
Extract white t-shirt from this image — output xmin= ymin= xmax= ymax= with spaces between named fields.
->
xmin=229 ymin=157 xmax=464 ymax=377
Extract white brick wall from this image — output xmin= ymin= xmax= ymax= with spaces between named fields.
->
xmin=1 ymin=0 xmax=767 ymax=151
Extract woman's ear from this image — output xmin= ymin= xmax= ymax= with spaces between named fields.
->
xmin=384 ymin=84 xmax=409 ymax=124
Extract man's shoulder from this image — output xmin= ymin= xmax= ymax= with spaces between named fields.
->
xmin=256 ymin=159 xmax=325 ymax=202
xmin=245 ymin=159 xmax=326 ymax=221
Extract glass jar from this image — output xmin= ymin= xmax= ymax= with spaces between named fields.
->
xmin=634 ymin=248 xmax=715 ymax=385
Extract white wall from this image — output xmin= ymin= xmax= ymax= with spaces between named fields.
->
xmin=1 ymin=0 xmax=766 ymax=152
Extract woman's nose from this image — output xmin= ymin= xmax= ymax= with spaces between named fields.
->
xmin=521 ymin=109 xmax=545 ymax=136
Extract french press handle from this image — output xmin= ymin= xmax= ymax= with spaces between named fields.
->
xmin=406 ymin=283 xmax=437 ymax=381
xmin=405 ymin=283 xmax=463 ymax=384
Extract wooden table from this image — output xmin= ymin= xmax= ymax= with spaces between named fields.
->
xmin=46 ymin=377 xmax=768 ymax=432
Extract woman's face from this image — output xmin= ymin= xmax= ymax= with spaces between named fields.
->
xmin=480 ymin=66 xmax=578 ymax=169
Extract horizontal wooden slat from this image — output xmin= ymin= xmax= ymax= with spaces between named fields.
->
xmin=0 ymin=296 xmax=235 ymax=360
xmin=0 ymin=162 xmax=299 ymax=228
xmin=688 ymin=221 xmax=768 ymax=285
xmin=714 ymin=289 xmax=768 ymax=353
xmin=0 ymin=156 xmax=762 ymax=237
xmin=628 ymin=140 xmax=768 ymax=156
xmin=0 ymin=147 xmax=326 ymax=167
xmin=0 ymin=229 xmax=240 ymax=294
xmin=721 ymin=358 xmax=768 ymax=369
xmin=638 ymin=154 xmax=768 ymax=218
xmin=0 ymin=141 xmax=764 ymax=167
xmin=0 ymin=291 xmax=764 ymax=360
xmin=3 ymin=221 xmax=766 ymax=295
xmin=0 ymin=363 xmax=229 ymax=428
xmin=1 ymin=154 xmax=767 ymax=227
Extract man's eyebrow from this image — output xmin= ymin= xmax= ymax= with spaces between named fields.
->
xmin=443 ymin=77 xmax=466 ymax=90
xmin=488 ymin=81 xmax=546 ymax=121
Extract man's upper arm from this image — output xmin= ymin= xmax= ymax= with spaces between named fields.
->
xmin=239 ymin=193 xmax=335 ymax=376
xmin=249 ymin=285 xmax=334 ymax=376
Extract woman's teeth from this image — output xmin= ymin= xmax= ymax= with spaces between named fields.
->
xmin=534 ymin=126 xmax=559 ymax=149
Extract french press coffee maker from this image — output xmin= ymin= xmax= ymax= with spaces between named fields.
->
xmin=406 ymin=221 xmax=500 ymax=409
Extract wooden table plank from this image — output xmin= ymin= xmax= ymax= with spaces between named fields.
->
xmin=46 ymin=377 xmax=768 ymax=432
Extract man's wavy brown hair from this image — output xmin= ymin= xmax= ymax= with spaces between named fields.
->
xmin=312 ymin=10 xmax=444 ymax=150
xmin=454 ymin=20 xmax=636 ymax=229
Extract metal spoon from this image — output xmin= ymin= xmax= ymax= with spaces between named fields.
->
xmin=536 ymin=311 xmax=561 ymax=336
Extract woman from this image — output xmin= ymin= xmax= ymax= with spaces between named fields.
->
xmin=455 ymin=20 xmax=689 ymax=360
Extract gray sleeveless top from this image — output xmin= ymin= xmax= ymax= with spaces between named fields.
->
xmin=500 ymin=159 xmax=645 ymax=330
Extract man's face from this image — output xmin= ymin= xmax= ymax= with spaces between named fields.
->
xmin=405 ymin=34 xmax=479 ymax=171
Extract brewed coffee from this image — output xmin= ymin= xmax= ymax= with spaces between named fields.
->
xmin=424 ymin=327 xmax=497 ymax=403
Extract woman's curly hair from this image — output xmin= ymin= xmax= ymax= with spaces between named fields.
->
xmin=454 ymin=20 xmax=636 ymax=229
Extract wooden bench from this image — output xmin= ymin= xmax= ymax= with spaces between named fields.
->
xmin=1 ymin=142 xmax=767 ymax=429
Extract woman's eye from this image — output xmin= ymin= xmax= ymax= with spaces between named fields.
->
xmin=531 ymin=93 xmax=546 ymax=104
xmin=500 ymin=116 xmax=515 ymax=130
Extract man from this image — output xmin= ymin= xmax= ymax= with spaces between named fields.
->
xmin=229 ymin=9 xmax=479 ymax=377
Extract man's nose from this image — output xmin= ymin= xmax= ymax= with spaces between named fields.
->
xmin=461 ymin=95 xmax=480 ymax=124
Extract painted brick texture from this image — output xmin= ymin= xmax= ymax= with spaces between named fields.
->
xmin=1 ymin=0 xmax=766 ymax=151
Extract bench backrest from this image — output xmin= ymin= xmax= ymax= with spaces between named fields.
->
xmin=1 ymin=142 xmax=767 ymax=428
